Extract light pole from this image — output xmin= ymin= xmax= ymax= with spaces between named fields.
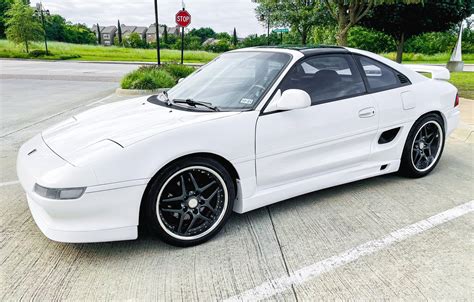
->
xmin=153 ymin=0 xmax=161 ymax=65
xmin=35 ymin=3 xmax=49 ymax=55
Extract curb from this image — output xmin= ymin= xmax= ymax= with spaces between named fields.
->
xmin=115 ymin=87 xmax=169 ymax=96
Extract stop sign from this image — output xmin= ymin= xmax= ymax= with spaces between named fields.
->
xmin=176 ymin=10 xmax=191 ymax=27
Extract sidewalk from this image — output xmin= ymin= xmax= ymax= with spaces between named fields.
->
xmin=451 ymin=98 xmax=474 ymax=143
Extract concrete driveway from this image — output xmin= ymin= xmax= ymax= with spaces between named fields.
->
xmin=1 ymin=59 xmax=473 ymax=301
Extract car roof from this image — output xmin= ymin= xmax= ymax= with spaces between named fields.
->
xmin=254 ymin=45 xmax=349 ymax=56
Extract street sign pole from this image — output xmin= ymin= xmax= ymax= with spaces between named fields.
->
xmin=175 ymin=7 xmax=191 ymax=65
xmin=181 ymin=23 xmax=184 ymax=64
xmin=154 ymin=0 xmax=161 ymax=65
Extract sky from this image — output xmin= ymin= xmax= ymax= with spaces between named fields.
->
xmin=41 ymin=0 xmax=267 ymax=37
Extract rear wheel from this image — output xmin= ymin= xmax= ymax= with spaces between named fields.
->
xmin=399 ymin=114 xmax=445 ymax=178
xmin=144 ymin=157 xmax=235 ymax=247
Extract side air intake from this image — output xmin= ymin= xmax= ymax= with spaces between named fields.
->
xmin=378 ymin=127 xmax=401 ymax=144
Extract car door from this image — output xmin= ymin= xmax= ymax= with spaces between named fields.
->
xmin=255 ymin=54 xmax=379 ymax=188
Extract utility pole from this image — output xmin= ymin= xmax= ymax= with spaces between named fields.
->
xmin=153 ymin=0 xmax=161 ymax=65
xmin=35 ymin=3 xmax=49 ymax=55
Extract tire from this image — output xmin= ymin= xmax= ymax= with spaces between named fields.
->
xmin=399 ymin=113 xmax=445 ymax=178
xmin=144 ymin=157 xmax=235 ymax=247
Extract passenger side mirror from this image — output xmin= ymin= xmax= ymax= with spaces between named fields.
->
xmin=268 ymin=89 xmax=311 ymax=112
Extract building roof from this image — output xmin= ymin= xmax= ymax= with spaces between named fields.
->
xmin=134 ymin=27 xmax=148 ymax=35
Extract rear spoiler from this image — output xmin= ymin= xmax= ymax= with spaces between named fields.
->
xmin=403 ymin=64 xmax=450 ymax=81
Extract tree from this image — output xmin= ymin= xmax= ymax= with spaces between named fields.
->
xmin=362 ymin=0 xmax=473 ymax=62
xmin=64 ymin=23 xmax=96 ymax=44
xmin=5 ymin=0 xmax=43 ymax=53
xmin=123 ymin=32 xmax=147 ymax=48
xmin=96 ymin=23 xmax=101 ymax=44
xmin=44 ymin=14 xmax=67 ymax=42
xmin=232 ymin=27 xmax=238 ymax=46
xmin=256 ymin=0 xmax=332 ymax=45
xmin=0 ymin=0 xmax=14 ymax=38
xmin=321 ymin=0 xmax=421 ymax=46
xmin=189 ymin=27 xmax=216 ymax=43
xmin=163 ymin=24 xmax=168 ymax=44
xmin=117 ymin=20 xmax=122 ymax=45
xmin=216 ymin=32 xmax=231 ymax=40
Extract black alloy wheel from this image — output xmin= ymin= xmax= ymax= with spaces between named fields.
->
xmin=144 ymin=157 xmax=235 ymax=247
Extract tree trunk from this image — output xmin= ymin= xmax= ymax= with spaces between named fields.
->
xmin=301 ymin=31 xmax=307 ymax=45
xmin=25 ymin=39 xmax=29 ymax=53
xmin=396 ymin=32 xmax=405 ymax=63
xmin=336 ymin=6 xmax=350 ymax=46
xmin=337 ymin=28 xmax=349 ymax=46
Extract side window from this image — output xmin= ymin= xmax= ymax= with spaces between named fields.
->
xmin=280 ymin=55 xmax=366 ymax=105
xmin=357 ymin=56 xmax=400 ymax=91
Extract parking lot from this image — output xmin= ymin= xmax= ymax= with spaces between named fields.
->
xmin=1 ymin=59 xmax=473 ymax=301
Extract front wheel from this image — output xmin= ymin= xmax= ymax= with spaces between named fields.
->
xmin=399 ymin=114 xmax=445 ymax=178
xmin=144 ymin=157 xmax=235 ymax=247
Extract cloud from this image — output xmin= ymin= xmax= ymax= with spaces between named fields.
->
xmin=42 ymin=0 xmax=266 ymax=36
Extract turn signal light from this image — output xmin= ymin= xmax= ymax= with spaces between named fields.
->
xmin=34 ymin=184 xmax=86 ymax=200
xmin=455 ymin=93 xmax=459 ymax=107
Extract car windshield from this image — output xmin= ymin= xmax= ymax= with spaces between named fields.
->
xmin=165 ymin=51 xmax=291 ymax=111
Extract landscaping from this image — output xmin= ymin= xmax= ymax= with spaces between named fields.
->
xmin=0 ymin=40 xmax=218 ymax=63
xmin=120 ymin=64 xmax=195 ymax=90
xmin=450 ymin=72 xmax=474 ymax=99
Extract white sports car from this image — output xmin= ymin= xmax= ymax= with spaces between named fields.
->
xmin=17 ymin=47 xmax=460 ymax=246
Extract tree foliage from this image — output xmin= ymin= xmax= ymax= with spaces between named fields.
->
xmin=232 ymin=27 xmax=238 ymax=46
xmin=117 ymin=20 xmax=122 ymax=44
xmin=5 ymin=0 xmax=43 ymax=52
xmin=189 ymin=27 xmax=216 ymax=43
xmin=362 ymin=0 xmax=473 ymax=62
xmin=320 ymin=0 xmax=422 ymax=46
xmin=0 ymin=0 xmax=14 ymax=38
xmin=256 ymin=0 xmax=332 ymax=45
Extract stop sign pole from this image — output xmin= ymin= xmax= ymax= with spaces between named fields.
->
xmin=176 ymin=8 xmax=191 ymax=64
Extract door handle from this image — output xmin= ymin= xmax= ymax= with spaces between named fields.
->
xmin=359 ymin=107 xmax=376 ymax=118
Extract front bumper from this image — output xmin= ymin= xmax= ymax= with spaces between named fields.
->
xmin=17 ymin=134 xmax=147 ymax=243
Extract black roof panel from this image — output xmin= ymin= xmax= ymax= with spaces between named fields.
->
xmin=255 ymin=45 xmax=349 ymax=55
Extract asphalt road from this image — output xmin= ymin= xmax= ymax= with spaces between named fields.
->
xmin=1 ymin=59 xmax=473 ymax=301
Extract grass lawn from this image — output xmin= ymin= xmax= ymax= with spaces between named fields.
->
xmin=0 ymin=40 xmax=218 ymax=63
xmin=450 ymin=72 xmax=474 ymax=100
xmin=382 ymin=52 xmax=474 ymax=64
xmin=421 ymin=71 xmax=474 ymax=99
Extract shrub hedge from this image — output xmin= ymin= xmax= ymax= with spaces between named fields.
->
xmin=121 ymin=64 xmax=195 ymax=90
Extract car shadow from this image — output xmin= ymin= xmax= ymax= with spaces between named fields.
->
xmin=66 ymin=172 xmax=406 ymax=260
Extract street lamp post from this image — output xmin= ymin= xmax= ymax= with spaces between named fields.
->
xmin=35 ymin=3 xmax=49 ymax=55
xmin=153 ymin=0 xmax=161 ymax=65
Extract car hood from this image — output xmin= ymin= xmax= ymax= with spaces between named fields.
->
xmin=42 ymin=96 xmax=239 ymax=165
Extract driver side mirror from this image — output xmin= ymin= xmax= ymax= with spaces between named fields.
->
xmin=266 ymin=89 xmax=311 ymax=113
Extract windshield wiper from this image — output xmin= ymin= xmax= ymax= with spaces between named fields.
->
xmin=173 ymin=99 xmax=220 ymax=112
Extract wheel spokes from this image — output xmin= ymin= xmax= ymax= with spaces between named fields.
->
xmin=199 ymin=180 xmax=216 ymax=193
xmin=189 ymin=172 xmax=199 ymax=191
xmin=158 ymin=167 xmax=226 ymax=238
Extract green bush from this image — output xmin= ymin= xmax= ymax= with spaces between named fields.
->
xmin=121 ymin=67 xmax=175 ymax=90
xmin=404 ymin=32 xmax=457 ymax=55
xmin=122 ymin=64 xmax=196 ymax=90
xmin=348 ymin=26 xmax=396 ymax=53
xmin=28 ymin=49 xmax=52 ymax=57
xmin=204 ymin=39 xmax=231 ymax=53
xmin=162 ymin=64 xmax=195 ymax=79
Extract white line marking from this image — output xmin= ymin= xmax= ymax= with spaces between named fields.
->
xmin=0 ymin=180 xmax=20 ymax=187
xmin=225 ymin=200 xmax=474 ymax=302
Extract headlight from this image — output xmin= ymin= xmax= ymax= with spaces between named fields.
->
xmin=34 ymin=184 xmax=86 ymax=200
